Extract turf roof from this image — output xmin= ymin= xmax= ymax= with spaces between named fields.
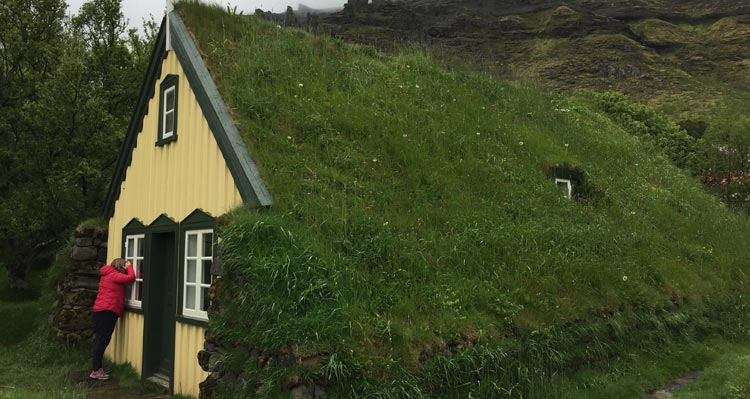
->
xmin=174 ymin=0 xmax=750 ymax=384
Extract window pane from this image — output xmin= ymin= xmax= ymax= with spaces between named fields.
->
xmin=127 ymin=239 xmax=134 ymax=257
xmin=165 ymin=112 xmax=174 ymax=134
xmin=137 ymin=237 xmax=144 ymax=257
xmin=203 ymin=233 xmax=213 ymax=257
xmin=126 ymin=284 xmax=133 ymax=301
xmin=201 ymin=287 xmax=210 ymax=311
xmin=186 ymin=286 xmax=196 ymax=310
xmin=202 ymin=260 xmax=212 ymax=284
xmin=187 ymin=234 xmax=197 ymax=257
xmin=187 ymin=259 xmax=196 ymax=283
xmin=136 ymin=281 xmax=142 ymax=301
xmin=166 ymin=88 xmax=175 ymax=110
xmin=137 ymin=260 xmax=145 ymax=279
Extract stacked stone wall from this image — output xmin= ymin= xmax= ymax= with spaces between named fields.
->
xmin=51 ymin=226 xmax=108 ymax=343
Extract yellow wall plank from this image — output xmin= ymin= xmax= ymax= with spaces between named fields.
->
xmin=174 ymin=323 xmax=209 ymax=397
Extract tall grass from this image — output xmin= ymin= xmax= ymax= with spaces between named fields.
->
xmin=178 ymin=2 xmax=750 ymax=397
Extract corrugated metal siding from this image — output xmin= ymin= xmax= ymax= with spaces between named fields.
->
xmin=174 ymin=322 xmax=209 ymax=397
xmin=106 ymin=50 xmax=244 ymax=397
xmin=105 ymin=312 xmax=144 ymax=375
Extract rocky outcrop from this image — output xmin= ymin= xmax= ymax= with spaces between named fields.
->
xmin=50 ymin=226 xmax=108 ymax=344
xmin=252 ymin=0 xmax=750 ymax=119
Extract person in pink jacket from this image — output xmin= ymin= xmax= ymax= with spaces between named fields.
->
xmin=90 ymin=258 xmax=135 ymax=380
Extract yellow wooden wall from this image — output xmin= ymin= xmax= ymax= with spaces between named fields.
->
xmin=105 ymin=49 xmax=244 ymax=397
xmin=174 ymin=323 xmax=209 ymax=397
xmin=107 ymin=312 xmax=144 ymax=375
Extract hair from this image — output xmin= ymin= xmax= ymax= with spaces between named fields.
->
xmin=111 ymin=258 xmax=127 ymax=272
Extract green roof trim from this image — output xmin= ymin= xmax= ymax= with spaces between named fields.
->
xmin=103 ymin=13 xmax=273 ymax=218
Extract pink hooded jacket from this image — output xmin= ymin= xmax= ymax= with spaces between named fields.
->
xmin=92 ymin=265 xmax=136 ymax=316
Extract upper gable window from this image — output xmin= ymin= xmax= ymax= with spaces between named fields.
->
xmin=157 ymin=74 xmax=179 ymax=146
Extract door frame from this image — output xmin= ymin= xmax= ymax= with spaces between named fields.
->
xmin=141 ymin=214 xmax=178 ymax=392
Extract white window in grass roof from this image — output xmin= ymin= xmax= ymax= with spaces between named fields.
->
xmin=183 ymin=229 xmax=213 ymax=321
xmin=124 ymin=234 xmax=145 ymax=308
xmin=555 ymin=178 xmax=572 ymax=199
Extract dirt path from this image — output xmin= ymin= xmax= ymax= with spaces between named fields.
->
xmin=645 ymin=371 xmax=704 ymax=399
xmin=68 ymin=370 xmax=170 ymax=399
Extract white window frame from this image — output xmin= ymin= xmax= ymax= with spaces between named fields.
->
xmin=161 ymin=85 xmax=176 ymax=139
xmin=124 ymin=234 xmax=145 ymax=308
xmin=183 ymin=229 xmax=213 ymax=321
xmin=555 ymin=178 xmax=572 ymax=199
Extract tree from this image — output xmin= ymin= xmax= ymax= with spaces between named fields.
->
xmin=0 ymin=0 xmax=67 ymax=291
xmin=0 ymin=0 xmax=155 ymax=292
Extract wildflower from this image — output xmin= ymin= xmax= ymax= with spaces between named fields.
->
xmin=622 ymin=276 xmax=628 ymax=281
xmin=415 ymin=84 xmax=420 ymax=88
xmin=630 ymin=211 xmax=636 ymax=215
xmin=298 ymin=83 xmax=304 ymax=87
xmin=398 ymin=84 xmax=404 ymax=89
xmin=286 ymin=136 xmax=292 ymax=140
xmin=402 ymin=134 xmax=408 ymax=138
xmin=564 ymin=143 xmax=569 ymax=147
xmin=452 ymin=98 xmax=457 ymax=102
xmin=476 ymin=132 xmax=481 ymax=136
xmin=383 ymin=221 xmax=389 ymax=226
xmin=372 ymin=157 xmax=378 ymax=163
xmin=519 ymin=141 xmax=524 ymax=146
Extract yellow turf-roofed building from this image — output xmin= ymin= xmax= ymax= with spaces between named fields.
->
xmin=102 ymin=7 xmax=273 ymax=397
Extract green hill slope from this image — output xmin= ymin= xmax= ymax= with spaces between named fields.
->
xmin=178 ymin=3 xmax=750 ymax=397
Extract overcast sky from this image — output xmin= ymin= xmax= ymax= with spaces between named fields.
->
xmin=65 ymin=0 xmax=346 ymax=32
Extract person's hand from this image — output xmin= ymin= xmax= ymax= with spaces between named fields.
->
xmin=126 ymin=261 xmax=132 ymax=268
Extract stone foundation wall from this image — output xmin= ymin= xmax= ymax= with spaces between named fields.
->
xmin=51 ymin=226 xmax=108 ymax=343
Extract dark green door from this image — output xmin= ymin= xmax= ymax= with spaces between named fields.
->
xmin=143 ymin=230 xmax=176 ymax=382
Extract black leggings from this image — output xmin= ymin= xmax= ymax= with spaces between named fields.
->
xmin=92 ymin=310 xmax=118 ymax=370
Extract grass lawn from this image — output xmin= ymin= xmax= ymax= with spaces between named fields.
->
xmin=674 ymin=342 xmax=750 ymax=399
xmin=555 ymin=338 xmax=750 ymax=399
xmin=0 ymin=299 xmax=88 ymax=399
xmin=0 ymin=264 xmax=182 ymax=399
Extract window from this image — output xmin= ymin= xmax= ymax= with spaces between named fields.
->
xmin=183 ymin=229 xmax=213 ymax=320
xmin=555 ymin=178 xmax=572 ymax=199
xmin=124 ymin=234 xmax=145 ymax=308
xmin=162 ymin=86 xmax=176 ymax=138
xmin=157 ymin=74 xmax=179 ymax=145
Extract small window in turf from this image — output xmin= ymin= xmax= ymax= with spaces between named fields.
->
xmin=547 ymin=164 xmax=584 ymax=201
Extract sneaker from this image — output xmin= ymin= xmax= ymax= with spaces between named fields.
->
xmin=89 ymin=368 xmax=110 ymax=380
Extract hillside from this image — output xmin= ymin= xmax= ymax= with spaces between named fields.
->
xmin=178 ymin=3 xmax=750 ymax=398
xmin=270 ymin=0 xmax=750 ymax=123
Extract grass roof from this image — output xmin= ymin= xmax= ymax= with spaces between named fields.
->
xmin=177 ymin=2 xmax=750 ymax=396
